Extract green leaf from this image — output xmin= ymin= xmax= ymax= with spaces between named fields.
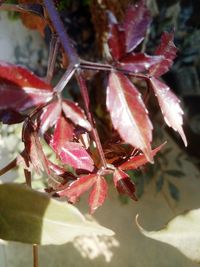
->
xmin=168 ymin=181 xmax=179 ymax=201
xmin=165 ymin=170 xmax=185 ymax=178
xmin=0 ymin=183 xmax=114 ymax=245
xmin=136 ymin=209 xmax=200 ymax=263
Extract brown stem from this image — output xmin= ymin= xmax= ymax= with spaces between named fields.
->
xmin=33 ymin=244 xmax=39 ymax=267
xmin=0 ymin=158 xmax=17 ymax=176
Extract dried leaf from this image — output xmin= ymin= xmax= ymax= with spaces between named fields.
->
xmin=107 ymin=72 xmax=153 ymax=162
xmin=124 ymin=0 xmax=151 ymax=53
xmin=20 ymin=13 xmax=46 ymax=36
xmin=149 ymin=32 xmax=177 ymax=77
xmin=150 ymin=77 xmax=187 ymax=146
xmin=62 ymin=100 xmax=91 ymax=131
xmin=120 ymin=142 xmax=166 ymax=171
xmin=89 ymin=175 xmax=108 ymax=214
xmin=0 ymin=62 xmax=53 ymax=112
xmin=113 ymin=168 xmax=137 ymax=201
xmin=58 ymin=174 xmax=97 ymax=203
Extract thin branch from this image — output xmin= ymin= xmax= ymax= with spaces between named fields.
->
xmin=33 ymin=244 xmax=39 ymax=267
xmin=53 ymin=64 xmax=76 ymax=93
xmin=0 ymin=158 xmax=17 ymax=176
xmin=76 ymin=72 xmax=107 ymax=168
xmin=43 ymin=0 xmax=79 ymax=65
xmin=46 ymin=34 xmax=60 ymax=83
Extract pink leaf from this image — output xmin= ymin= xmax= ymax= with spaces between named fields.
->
xmin=113 ymin=168 xmax=137 ymax=201
xmin=89 ymin=175 xmax=108 ymax=214
xmin=39 ymin=101 xmax=61 ymax=134
xmin=0 ymin=61 xmax=53 ymax=111
xmin=51 ymin=115 xmax=74 ymax=150
xmin=120 ymin=142 xmax=166 ymax=170
xmin=119 ymin=53 xmax=163 ymax=73
xmin=150 ymin=77 xmax=187 ymax=146
xmin=53 ymin=141 xmax=94 ymax=172
xmin=58 ymin=174 xmax=97 ymax=202
xmin=62 ymin=100 xmax=91 ymax=131
xmin=149 ymin=32 xmax=177 ymax=77
xmin=108 ymin=23 xmax=126 ymax=61
xmin=107 ymin=72 xmax=153 ymax=162
xmin=124 ymin=0 xmax=151 ymax=53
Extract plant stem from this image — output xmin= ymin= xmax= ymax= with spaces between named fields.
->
xmin=46 ymin=34 xmax=60 ymax=83
xmin=33 ymin=244 xmax=39 ymax=267
xmin=76 ymin=72 xmax=107 ymax=168
xmin=0 ymin=158 xmax=17 ymax=176
xmin=43 ymin=0 xmax=79 ymax=65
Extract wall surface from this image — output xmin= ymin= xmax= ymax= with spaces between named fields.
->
xmin=0 ymin=12 xmax=200 ymax=267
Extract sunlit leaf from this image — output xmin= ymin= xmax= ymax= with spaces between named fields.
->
xmin=62 ymin=100 xmax=91 ymax=131
xmin=0 ymin=183 xmax=114 ymax=245
xmin=119 ymin=53 xmax=163 ymax=73
xmin=136 ymin=209 xmax=200 ymax=263
xmin=0 ymin=61 xmax=53 ymax=111
xmin=89 ymin=175 xmax=108 ymax=214
xmin=150 ymin=77 xmax=187 ymax=146
xmin=107 ymin=72 xmax=153 ymax=162
xmin=124 ymin=0 xmax=151 ymax=53
xmin=39 ymin=101 xmax=61 ymax=134
xmin=113 ymin=168 xmax=137 ymax=201
xmin=149 ymin=32 xmax=177 ymax=77
xmin=120 ymin=143 xmax=165 ymax=171
xmin=58 ymin=174 xmax=97 ymax=203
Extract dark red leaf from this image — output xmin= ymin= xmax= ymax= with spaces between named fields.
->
xmin=113 ymin=168 xmax=137 ymax=201
xmin=53 ymin=141 xmax=94 ymax=172
xmin=39 ymin=101 xmax=61 ymax=134
xmin=149 ymin=32 xmax=177 ymax=77
xmin=51 ymin=115 xmax=74 ymax=150
xmin=47 ymin=160 xmax=77 ymax=181
xmin=0 ymin=109 xmax=26 ymax=124
xmin=89 ymin=175 xmax=108 ymax=214
xmin=124 ymin=0 xmax=151 ymax=53
xmin=108 ymin=23 xmax=126 ymax=61
xmin=0 ymin=62 xmax=53 ymax=111
xmin=119 ymin=53 xmax=163 ymax=73
xmin=23 ymin=122 xmax=50 ymax=175
xmin=62 ymin=100 xmax=91 ymax=131
xmin=107 ymin=72 xmax=153 ymax=162
xmin=58 ymin=174 xmax=97 ymax=203
xmin=150 ymin=77 xmax=187 ymax=146
xmin=120 ymin=142 xmax=166 ymax=170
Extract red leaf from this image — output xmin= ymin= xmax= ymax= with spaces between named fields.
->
xmin=58 ymin=174 xmax=97 ymax=203
xmin=108 ymin=23 xmax=126 ymax=61
xmin=119 ymin=53 xmax=163 ymax=73
xmin=149 ymin=32 xmax=177 ymax=77
xmin=39 ymin=101 xmax=61 ymax=134
xmin=0 ymin=62 xmax=53 ymax=111
xmin=47 ymin=160 xmax=76 ymax=180
xmin=120 ymin=142 xmax=166 ymax=170
xmin=107 ymin=72 xmax=153 ymax=162
xmin=150 ymin=77 xmax=187 ymax=146
xmin=113 ymin=168 xmax=137 ymax=201
xmin=62 ymin=100 xmax=91 ymax=131
xmin=53 ymin=141 xmax=94 ymax=172
xmin=0 ymin=109 xmax=26 ymax=124
xmin=51 ymin=115 xmax=74 ymax=150
xmin=89 ymin=175 xmax=108 ymax=214
xmin=124 ymin=0 xmax=151 ymax=53
xmin=23 ymin=122 xmax=50 ymax=175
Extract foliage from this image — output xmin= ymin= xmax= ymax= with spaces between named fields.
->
xmin=0 ymin=0 xmax=187 ymax=216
